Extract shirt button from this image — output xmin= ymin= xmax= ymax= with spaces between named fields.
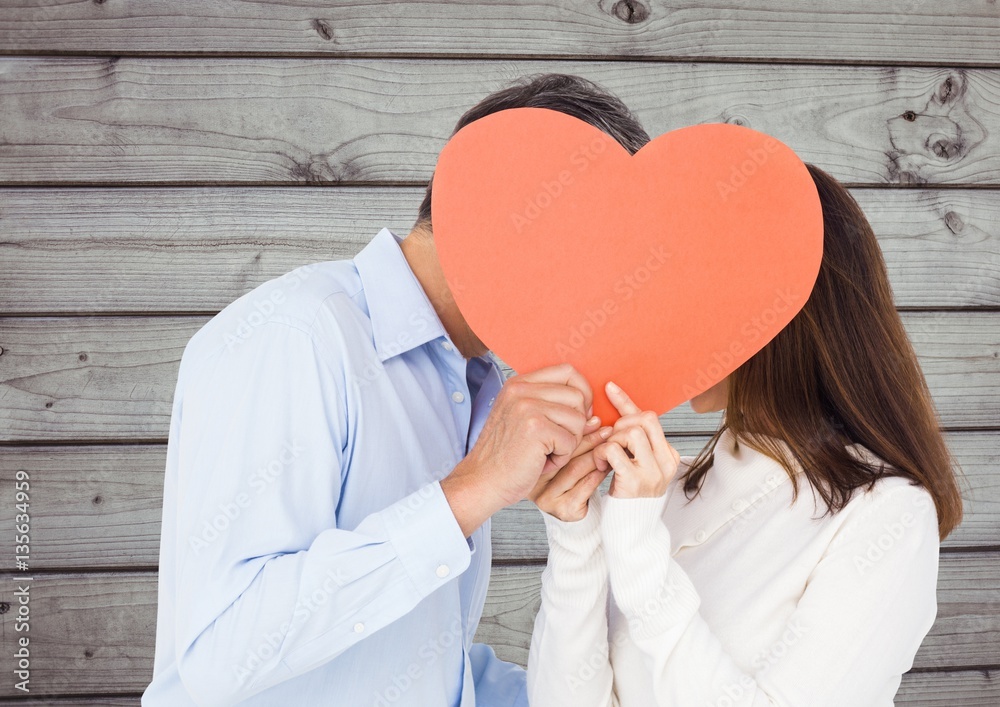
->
xmin=353 ymin=622 xmax=365 ymax=633
xmin=442 ymin=340 xmax=454 ymax=352
xmin=451 ymin=391 xmax=465 ymax=404
xmin=436 ymin=564 xmax=451 ymax=578
xmin=695 ymin=530 xmax=707 ymax=542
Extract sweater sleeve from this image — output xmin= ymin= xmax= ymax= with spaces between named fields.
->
xmin=527 ymin=492 xmax=616 ymax=707
xmin=600 ymin=481 xmax=940 ymax=706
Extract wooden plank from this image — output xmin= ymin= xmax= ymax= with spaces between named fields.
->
xmin=0 ymin=700 xmax=140 ymax=706
xmin=0 ymin=668 xmax=996 ymax=704
xmin=2 ymin=311 xmax=996 ymax=443
xmin=2 ymin=58 xmax=999 ymax=186
xmin=0 ymin=446 xmax=165 ymax=569
xmin=0 ymin=557 xmax=994 ymax=696
xmin=0 ymin=432 xmax=994 ymax=571
xmin=1 ymin=187 xmax=998 ymax=314
xmin=0 ymin=573 xmax=157 ymax=697
xmin=895 ymin=671 xmax=1000 ymax=705
xmin=0 ymin=1 xmax=997 ymax=66
xmin=477 ymin=555 xmax=1000 ymax=671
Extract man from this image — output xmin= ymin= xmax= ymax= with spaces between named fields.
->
xmin=143 ymin=73 xmax=649 ymax=706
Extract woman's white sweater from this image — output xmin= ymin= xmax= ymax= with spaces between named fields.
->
xmin=527 ymin=428 xmax=940 ymax=706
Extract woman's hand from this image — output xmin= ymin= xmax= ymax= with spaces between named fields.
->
xmin=595 ymin=381 xmax=680 ymax=499
xmin=530 ymin=426 xmax=613 ymax=522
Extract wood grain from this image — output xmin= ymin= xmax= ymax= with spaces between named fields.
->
xmin=2 ymin=311 xmax=996 ymax=443
xmin=0 ymin=1 xmax=997 ymax=65
xmin=1 ymin=187 xmax=998 ymax=314
xmin=1 ymin=59 xmax=998 ymax=185
xmin=0 ymin=558 xmax=994 ymax=696
xmin=1 ymin=670 xmax=997 ymax=704
xmin=0 ymin=432 xmax=994 ymax=571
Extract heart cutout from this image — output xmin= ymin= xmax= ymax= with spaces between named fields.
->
xmin=432 ymin=108 xmax=823 ymax=422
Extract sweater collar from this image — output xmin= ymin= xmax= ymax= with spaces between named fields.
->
xmin=663 ymin=427 xmax=809 ymax=553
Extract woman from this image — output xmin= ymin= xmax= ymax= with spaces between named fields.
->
xmin=527 ymin=165 xmax=964 ymax=706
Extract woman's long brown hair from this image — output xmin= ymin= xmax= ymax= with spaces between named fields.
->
xmin=679 ymin=164 xmax=964 ymax=540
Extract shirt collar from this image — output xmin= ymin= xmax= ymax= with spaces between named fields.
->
xmin=665 ymin=427 xmax=808 ymax=552
xmin=354 ymin=228 xmax=449 ymax=362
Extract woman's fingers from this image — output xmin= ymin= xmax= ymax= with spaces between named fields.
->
xmin=605 ymin=380 xmax=642 ymax=416
xmin=607 ymin=427 xmax=656 ymax=471
xmin=598 ymin=440 xmax=636 ymax=476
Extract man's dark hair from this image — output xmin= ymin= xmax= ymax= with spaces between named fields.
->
xmin=414 ymin=73 xmax=649 ymax=231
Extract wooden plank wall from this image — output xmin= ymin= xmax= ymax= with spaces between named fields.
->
xmin=1 ymin=2 xmax=998 ymax=703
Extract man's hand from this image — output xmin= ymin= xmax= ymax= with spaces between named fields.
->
xmin=442 ymin=363 xmax=598 ymax=536
xmin=530 ymin=426 xmax=612 ymax=522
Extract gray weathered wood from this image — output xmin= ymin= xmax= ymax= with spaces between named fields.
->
xmin=0 ymin=1 xmax=997 ymax=65
xmin=1 ymin=669 xmax=996 ymax=704
xmin=0 ymin=558 xmax=994 ymax=696
xmin=1 ymin=187 xmax=998 ymax=314
xmin=0 ymin=432 xmax=994 ymax=571
xmin=2 ymin=311 xmax=996 ymax=442
xmin=1 ymin=59 xmax=998 ymax=186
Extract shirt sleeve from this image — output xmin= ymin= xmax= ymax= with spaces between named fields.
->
xmin=170 ymin=320 xmax=473 ymax=706
xmin=598 ymin=481 xmax=940 ymax=706
xmin=528 ymin=492 xmax=616 ymax=707
xmin=470 ymin=642 xmax=528 ymax=706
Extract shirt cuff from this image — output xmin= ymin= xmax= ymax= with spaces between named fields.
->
xmin=380 ymin=480 xmax=473 ymax=597
xmin=601 ymin=494 xmax=701 ymax=640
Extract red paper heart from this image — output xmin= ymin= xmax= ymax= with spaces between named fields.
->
xmin=432 ymin=108 xmax=823 ymax=423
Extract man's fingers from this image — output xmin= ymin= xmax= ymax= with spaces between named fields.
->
xmin=515 ymin=382 xmax=589 ymax=417
xmin=521 ymin=364 xmax=594 ymax=417
xmin=605 ymin=380 xmax=642 ymax=416
xmin=542 ymin=449 xmax=600 ymax=498
xmin=530 ymin=400 xmax=589 ymax=443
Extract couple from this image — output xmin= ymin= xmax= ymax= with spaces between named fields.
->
xmin=143 ymin=74 xmax=963 ymax=706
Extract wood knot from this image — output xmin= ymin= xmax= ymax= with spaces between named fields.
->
xmin=611 ymin=0 xmax=650 ymax=24
xmin=45 ymin=401 xmax=53 ymax=409
xmin=93 ymin=495 xmax=104 ymax=506
xmin=902 ymin=111 xmax=918 ymax=122
xmin=943 ymin=210 xmax=965 ymax=234
xmin=78 ymin=352 xmax=88 ymax=362
xmin=84 ymin=648 xmax=95 ymax=659
xmin=0 ymin=602 xmax=9 ymax=614
xmin=312 ymin=19 xmax=334 ymax=41
xmin=930 ymin=135 xmax=964 ymax=159
xmin=725 ymin=114 xmax=749 ymax=127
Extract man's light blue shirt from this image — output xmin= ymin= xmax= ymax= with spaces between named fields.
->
xmin=142 ymin=228 xmax=527 ymax=706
